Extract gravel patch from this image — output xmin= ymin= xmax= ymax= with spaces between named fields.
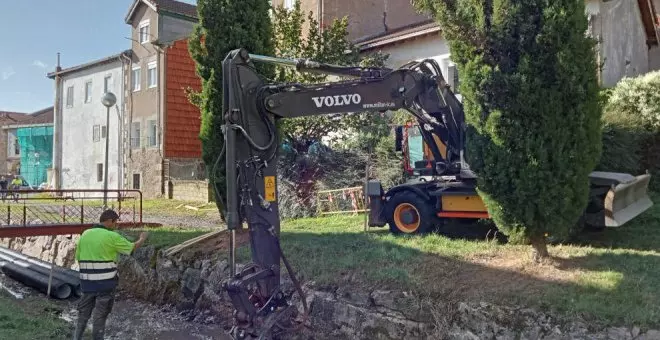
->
xmin=142 ymin=213 xmax=223 ymax=229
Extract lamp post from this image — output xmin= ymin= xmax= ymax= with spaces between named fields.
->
xmin=101 ymin=92 xmax=117 ymax=208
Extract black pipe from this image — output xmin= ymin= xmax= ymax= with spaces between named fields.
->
xmin=0 ymin=248 xmax=81 ymax=296
xmin=0 ymin=261 xmax=72 ymax=299
xmin=0 ymin=246 xmax=80 ymax=278
xmin=0 ymin=247 xmax=81 ymax=279
xmin=0 ymin=247 xmax=80 ymax=280
xmin=0 ymin=253 xmax=81 ymax=296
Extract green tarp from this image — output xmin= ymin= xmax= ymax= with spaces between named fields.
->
xmin=408 ymin=131 xmax=424 ymax=168
xmin=17 ymin=126 xmax=53 ymax=186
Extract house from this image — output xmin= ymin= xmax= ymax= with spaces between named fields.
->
xmin=123 ymin=0 xmax=205 ymax=200
xmin=2 ymin=107 xmax=54 ymax=187
xmin=0 ymin=111 xmax=31 ymax=175
xmin=47 ymin=51 xmax=131 ymax=195
xmin=274 ymin=0 xmax=660 ymax=89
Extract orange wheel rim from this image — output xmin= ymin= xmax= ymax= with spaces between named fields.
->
xmin=394 ymin=203 xmax=420 ymax=233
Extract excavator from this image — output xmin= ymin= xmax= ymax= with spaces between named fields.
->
xmin=219 ymin=48 xmax=653 ymax=339
xmin=374 ymin=121 xmax=654 ymax=235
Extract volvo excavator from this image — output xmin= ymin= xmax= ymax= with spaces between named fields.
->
xmin=219 ymin=48 xmax=653 ymax=339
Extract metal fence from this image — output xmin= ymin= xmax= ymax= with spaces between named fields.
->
xmin=0 ymin=189 xmax=143 ymax=227
xmin=315 ymin=186 xmax=368 ymax=215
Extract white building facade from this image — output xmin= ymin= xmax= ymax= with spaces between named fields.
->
xmin=48 ymin=51 xmax=131 ymax=195
xmin=357 ymin=0 xmax=659 ymax=90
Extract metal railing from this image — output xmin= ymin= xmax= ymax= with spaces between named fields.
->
xmin=0 ymin=189 xmax=152 ymax=238
xmin=315 ymin=186 xmax=368 ymax=216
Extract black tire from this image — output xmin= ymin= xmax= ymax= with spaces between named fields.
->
xmin=386 ymin=191 xmax=437 ymax=235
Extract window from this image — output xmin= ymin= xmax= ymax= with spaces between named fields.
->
xmin=284 ymin=0 xmax=294 ymax=9
xmin=102 ymin=125 xmax=107 ymax=139
xmin=104 ymin=75 xmax=111 ymax=93
xmin=139 ymin=20 xmax=150 ymax=44
xmin=147 ymin=119 xmax=157 ymax=146
xmin=448 ymin=64 xmax=460 ymax=95
xmin=147 ymin=61 xmax=157 ymax=88
xmin=132 ymin=173 xmax=141 ymax=190
xmin=131 ymin=121 xmax=141 ymax=148
xmin=97 ymin=163 xmax=103 ymax=182
xmin=93 ymin=125 xmax=100 ymax=142
xmin=7 ymin=130 xmax=19 ymax=157
xmin=13 ymin=136 xmax=19 ymax=156
xmin=66 ymin=86 xmax=74 ymax=107
xmin=85 ymin=81 xmax=92 ymax=103
xmin=132 ymin=66 xmax=141 ymax=91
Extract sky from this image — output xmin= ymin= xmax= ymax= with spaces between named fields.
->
xmin=0 ymin=0 xmax=197 ymax=113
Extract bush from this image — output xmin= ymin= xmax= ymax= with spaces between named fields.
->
xmin=413 ymin=0 xmax=603 ymax=258
xmin=598 ymin=71 xmax=660 ymax=190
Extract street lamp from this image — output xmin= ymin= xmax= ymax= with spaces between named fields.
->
xmin=101 ymin=92 xmax=117 ymax=208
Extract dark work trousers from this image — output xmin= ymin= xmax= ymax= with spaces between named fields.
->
xmin=73 ymin=290 xmax=115 ymax=340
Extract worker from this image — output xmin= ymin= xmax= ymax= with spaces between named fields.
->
xmin=10 ymin=176 xmax=21 ymax=202
xmin=0 ymin=176 xmax=7 ymax=201
xmin=73 ymin=209 xmax=148 ymax=340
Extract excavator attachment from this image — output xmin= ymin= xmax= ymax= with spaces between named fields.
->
xmin=588 ymin=171 xmax=653 ymax=227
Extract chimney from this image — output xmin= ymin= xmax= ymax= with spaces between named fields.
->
xmin=56 ymin=52 xmax=61 ymax=72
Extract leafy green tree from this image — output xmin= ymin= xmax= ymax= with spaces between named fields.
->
xmin=412 ymin=0 xmax=602 ymax=260
xmin=271 ymin=1 xmax=391 ymax=212
xmin=188 ymin=0 xmax=274 ymax=220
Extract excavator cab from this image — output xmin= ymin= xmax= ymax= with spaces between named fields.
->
xmin=395 ymin=123 xmax=440 ymax=177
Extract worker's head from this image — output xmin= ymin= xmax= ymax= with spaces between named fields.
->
xmin=99 ymin=209 xmax=120 ymax=229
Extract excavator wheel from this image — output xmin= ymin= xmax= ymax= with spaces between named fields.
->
xmin=386 ymin=191 xmax=437 ymax=235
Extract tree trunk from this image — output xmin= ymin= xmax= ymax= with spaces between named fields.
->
xmin=530 ymin=235 xmax=549 ymax=263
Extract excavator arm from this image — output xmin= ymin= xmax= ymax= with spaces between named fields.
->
xmin=219 ymin=48 xmax=462 ymax=339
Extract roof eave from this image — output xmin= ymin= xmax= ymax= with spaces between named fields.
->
xmin=125 ymin=0 xmax=157 ymax=24
xmin=357 ymin=25 xmax=441 ymax=52
xmin=46 ymin=50 xmax=132 ymax=79
xmin=159 ymin=9 xmax=198 ymax=22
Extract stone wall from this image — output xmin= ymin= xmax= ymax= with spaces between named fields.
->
xmin=114 ymin=245 xmax=660 ymax=340
xmin=0 ymin=234 xmax=80 ymax=269
xmin=168 ymin=180 xmax=209 ymax=202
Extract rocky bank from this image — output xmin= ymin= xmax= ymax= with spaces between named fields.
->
xmin=2 ymin=235 xmax=659 ymax=340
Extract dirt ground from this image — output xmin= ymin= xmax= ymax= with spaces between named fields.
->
xmin=1 ymin=272 xmax=233 ymax=340
xmin=64 ymin=297 xmax=233 ymax=340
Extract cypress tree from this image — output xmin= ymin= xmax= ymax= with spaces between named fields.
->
xmin=412 ymin=0 xmax=602 ymax=260
xmin=188 ymin=0 xmax=275 ymax=220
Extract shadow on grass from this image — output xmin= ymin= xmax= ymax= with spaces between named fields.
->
xmin=267 ymin=226 xmax=660 ymax=328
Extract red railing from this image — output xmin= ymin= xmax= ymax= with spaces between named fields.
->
xmin=0 ymin=189 xmax=158 ymax=238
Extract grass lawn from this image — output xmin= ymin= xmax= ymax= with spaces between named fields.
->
xmin=20 ymin=191 xmax=655 ymax=329
xmin=260 ymin=192 xmax=660 ymax=328
xmin=0 ymin=292 xmax=71 ymax=339
xmin=117 ymin=192 xmax=660 ymax=328
xmin=121 ymin=226 xmax=215 ymax=250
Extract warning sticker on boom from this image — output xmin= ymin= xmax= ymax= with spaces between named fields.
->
xmin=264 ymin=176 xmax=276 ymax=202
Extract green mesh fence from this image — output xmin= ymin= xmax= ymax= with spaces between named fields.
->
xmin=408 ymin=133 xmax=424 ymax=168
xmin=17 ymin=126 xmax=53 ymax=187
